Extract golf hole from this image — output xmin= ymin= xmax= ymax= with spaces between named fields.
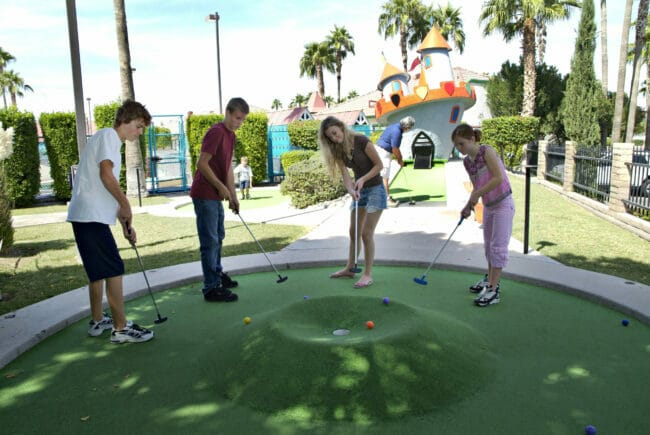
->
xmin=332 ymin=328 xmax=350 ymax=336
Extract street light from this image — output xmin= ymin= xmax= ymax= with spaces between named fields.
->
xmin=86 ymin=97 xmax=92 ymax=135
xmin=206 ymin=12 xmax=223 ymax=114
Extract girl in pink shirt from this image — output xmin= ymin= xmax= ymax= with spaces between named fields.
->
xmin=451 ymin=124 xmax=515 ymax=307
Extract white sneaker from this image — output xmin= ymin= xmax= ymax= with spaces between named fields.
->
xmin=474 ymin=285 xmax=500 ymax=307
xmin=110 ymin=323 xmax=154 ymax=344
xmin=88 ymin=314 xmax=113 ymax=337
xmin=469 ymin=274 xmax=489 ymax=293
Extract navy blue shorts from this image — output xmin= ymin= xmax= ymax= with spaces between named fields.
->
xmin=71 ymin=222 xmax=125 ymax=282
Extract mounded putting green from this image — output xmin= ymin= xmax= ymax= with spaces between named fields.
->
xmin=1 ymin=266 xmax=648 ymax=434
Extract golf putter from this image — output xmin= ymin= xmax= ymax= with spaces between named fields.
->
xmin=349 ymin=199 xmax=362 ymax=273
xmin=402 ymin=166 xmax=416 ymax=205
xmin=237 ymin=212 xmax=288 ymax=283
xmin=414 ymin=216 xmax=464 ymax=285
xmin=131 ymin=241 xmax=168 ymax=324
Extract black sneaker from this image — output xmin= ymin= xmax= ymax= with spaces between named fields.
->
xmin=204 ymin=286 xmax=238 ymax=302
xmin=220 ymin=271 xmax=238 ymax=288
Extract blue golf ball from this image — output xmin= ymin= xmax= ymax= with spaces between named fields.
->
xmin=622 ymin=319 xmax=629 ymax=326
xmin=303 ymin=295 xmax=309 ymax=300
xmin=382 ymin=297 xmax=390 ymax=305
xmin=585 ymin=424 xmax=596 ymax=435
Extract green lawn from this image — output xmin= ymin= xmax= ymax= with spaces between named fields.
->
xmin=510 ymin=174 xmax=650 ymax=285
xmin=0 ymin=213 xmax=310 ymax=315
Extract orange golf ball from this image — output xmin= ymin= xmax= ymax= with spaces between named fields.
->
xmin=366 ymin=320 xmax=375 ymax=329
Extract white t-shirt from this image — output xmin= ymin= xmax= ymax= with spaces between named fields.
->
xmin=67 ymin=128 xmax=122 ymax=225
xmin=234 ymin=163 xmax=252 ymax=182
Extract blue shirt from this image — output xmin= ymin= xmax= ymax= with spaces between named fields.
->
xmin=376 ymin=123 xmax=403 ymax=152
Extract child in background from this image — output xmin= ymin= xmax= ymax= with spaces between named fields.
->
xmin=234 ymin=156 xmax=253 ymax=199
xmin=451 ymin=124 xmax=515 ymax=307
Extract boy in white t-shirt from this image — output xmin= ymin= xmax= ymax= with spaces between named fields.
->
xmin=67 ymin=100 xmax=154 ymax=344
xmin=233 ymin=156 xmax=253 ymax=199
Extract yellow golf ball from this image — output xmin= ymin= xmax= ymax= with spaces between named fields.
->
xmin=244 ymin=316 xmax=251 ymax=325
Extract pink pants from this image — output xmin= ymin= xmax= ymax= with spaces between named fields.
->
xmin=482 ymin=195 xmax=515 ymax=269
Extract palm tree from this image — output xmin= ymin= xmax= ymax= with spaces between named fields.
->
xmin=323 ymin=95 xmax=335 ymax=106
xmin=430 ymin=3 xmax=465 ymax=54
xmin=600 ymin=1 xmax=608 ymax=94
xmin=480 ymin=0 xmax=578 ymax=117
xmin=113 ymin=0 xmax=146 ymax=197
xmin=271 ymin=99 xmax=282 ymax=110
xmin=289 ymin=94 xmax=308 ymax=108
xmin=624 ymin=0 xmax=649 ymax=143
xmin=326 ymin=25 xmax=355 ymax=103
xmin=611 ymin=0 xmax=633 ymax=143
xmin=299 ymin=42 xmax=335 ymax=98
xmin=378 ymin=0 xmax=428 ymax=71
xmin=0 ymin=47 xmax=16 ymax=109
xmin=2 ymin=70 xmax=33 ymax=108
xmin=347 ymin=90 xmax=359 ymax=99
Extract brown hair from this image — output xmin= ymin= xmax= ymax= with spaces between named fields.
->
xmin=318 ymin=116 xmax=355 ymax=180
xmin=114 ymin=100 xmax=152 ymax=128
xmin=226 ymin=97 xmax=250 ymax=115
xmin=451 ymin=124 xmax=481 ymax=142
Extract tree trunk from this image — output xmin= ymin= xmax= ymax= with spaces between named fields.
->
xmin=316 ymin=66 xmax=325 ymax=100
xmin=113 ymin=0 xmax=147 ymax=198
xmin=611 ymin=0 xmax=634 ymax=143
xmin=624 ymin=0 xmax=649 ymax=143
xmin=521 ymin=18 xmax=537 ymax=117
xmin=400 ymin=26 xmax=408 ymax=71
xmin=600 ymin=0 xmax=608 ymax=93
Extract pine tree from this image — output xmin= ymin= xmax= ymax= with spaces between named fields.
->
xmin=560 ymin=0 xmax=606 ymax=147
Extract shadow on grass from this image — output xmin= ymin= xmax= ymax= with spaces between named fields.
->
xmin=552 ymin=253 xmax=650 ymax=285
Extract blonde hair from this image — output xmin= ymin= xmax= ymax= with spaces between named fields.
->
xmin=318 ymin=116 xmax=355 ymax=180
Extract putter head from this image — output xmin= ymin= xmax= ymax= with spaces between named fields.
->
xmin=277 ymin=276 xmax=288 ymax=283
xmin=349 ymin=267 xmax=362 ymax=273
xmin=154 ymin=316 xmax=168 ymax=324
xmin=409 ymin=200 xmax=416 ymax=205
xmin=413 ymin=276 xmax=428 ymax=285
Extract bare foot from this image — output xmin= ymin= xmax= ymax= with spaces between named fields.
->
xmin=329 ymin=269 xmax=355 ymax=279
xmin=354 ymin=276 xmax=374 ymax=288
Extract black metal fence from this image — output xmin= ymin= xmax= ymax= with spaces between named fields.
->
xmin=573 ymin=146 xmax=611 ymax=203
xmin=544 ymin=145 xmax=565 ymax=184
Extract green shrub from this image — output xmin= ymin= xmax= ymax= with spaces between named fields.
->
xmin=186 ymin=114 xmax=220 ymax=175
xmin=481 ymin=116 xmax=540 ymax=169
xmin=0 ymin=108 xmax=40 ymax=207
xmin=281 ymin=150 xmax=316 ymax=172
xmin=280 ymin=153 xmax=346 ymax=208
xmin=187 ymin=113 xmax=268 ymax=183
xmin=235 ymin=112 xmax=268 ymax=184
xmin=38 ymin=112 xmax=79 ymax=201
xmin=287 ymin=119 xmax=321 ymax=150
xmin=0 ymin=168 xmax=12 ymax=253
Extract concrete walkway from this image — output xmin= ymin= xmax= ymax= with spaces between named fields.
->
xmin=2 ymin=161 xmax=649 ymax=368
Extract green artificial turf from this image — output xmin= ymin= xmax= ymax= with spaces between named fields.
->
xmin=388 ymin=163 xmax=447 ymax=204
xmin=176 ymin=186 xmax=288 ymax=213
xmin=1 ymin=267 xmax=648 ymax=434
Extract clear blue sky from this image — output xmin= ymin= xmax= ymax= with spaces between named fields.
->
xmin=0 ymin=0 xmax=628 ymax=117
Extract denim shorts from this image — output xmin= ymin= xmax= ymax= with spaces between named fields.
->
xmin=351 ymin=183 xmax=387 ymax=213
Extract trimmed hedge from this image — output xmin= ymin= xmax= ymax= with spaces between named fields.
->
xmin=38 ymin=112 xmax=79 ymax=200
xmin=280 ymin=150 xmax=316 ymax=172
xmin=280 ymin=153 xmax=346 ymax=208
xmin=0 ymin=108 xmax=40 ymax=207
xmin=481 ymin=116 xmax=540 ymax=169
xmin=287 ymin=119 xmax=320 ymax=151
xmin=186 ymin=112 xmax=268 ymax=184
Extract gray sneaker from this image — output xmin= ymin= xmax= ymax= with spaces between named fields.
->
xmin=88 ymin=314 xmax=113 ymax=337
xmin=110 ymin=323 xmax=154 ymax=344
xmin=474 ymin=285 xmax=500 ymax=307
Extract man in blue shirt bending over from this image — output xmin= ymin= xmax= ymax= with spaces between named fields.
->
xmin=375 ymin=116 xmax=415 ymax=207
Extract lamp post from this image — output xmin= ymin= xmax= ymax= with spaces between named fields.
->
xmin=206 ymin=12 xmax=223 ymax=114
xmin=86 ymin=97 xmax=92 ymax=135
